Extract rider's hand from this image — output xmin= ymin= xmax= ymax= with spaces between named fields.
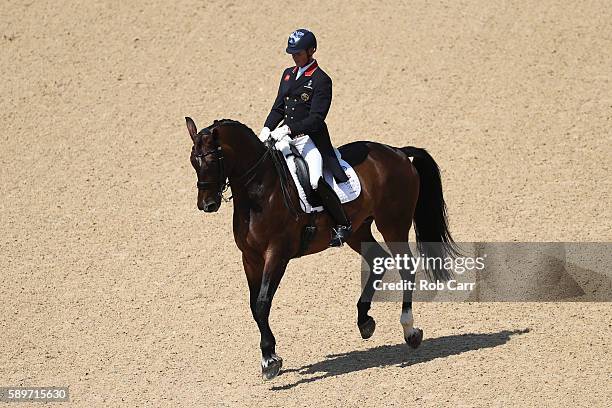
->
xmin=275 ymin=135 xmax=292 ymax=156
xmin=258 ymin=127 xmax=271 ymax=143
xmin=270 ymin=125 xmax=291 ymax=141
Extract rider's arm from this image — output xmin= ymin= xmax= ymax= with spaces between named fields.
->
xmin=287 ymin=74 xmax=332 ymax=136
xmin=264 ymin=69 xmax=290 ymax=130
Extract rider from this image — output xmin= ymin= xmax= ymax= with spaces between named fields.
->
xmin=259 ymin=28 xmax=352 ymax=247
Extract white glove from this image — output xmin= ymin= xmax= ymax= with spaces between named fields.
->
xmin=275 ymin=135 xmax=292 ymax=156
xmin=258 ymin=127 xmax=271 ymax=143
xmin=270 ymin=125 xmax=291 ymax=141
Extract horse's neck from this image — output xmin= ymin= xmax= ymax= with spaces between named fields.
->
xmin=221 ymin=126 xmax=274 ymax=201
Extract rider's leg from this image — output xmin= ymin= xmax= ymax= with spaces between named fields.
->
xmin=302 ymin=137 xmax=323 ymax=190
xmin=316 ymin=177 xmax=352 ymax=246
xmin=302 ymin=137 xmax=352 ymax=246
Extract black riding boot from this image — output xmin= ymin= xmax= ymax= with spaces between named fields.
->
xmin=316 ymin=177 xmax=352 ymax=247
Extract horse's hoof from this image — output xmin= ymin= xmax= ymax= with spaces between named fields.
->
xmin=405 ymin=328 xmax=423 ymax=349
xmin=358 ymin=316 xmax=376 ymax=339
xmin=261 ymin=354 xmax=283 ymax=381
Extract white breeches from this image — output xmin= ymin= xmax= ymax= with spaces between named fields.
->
xmin=277 ymin=135 xmax=324 ymax=189
xmin=299 ymin=136 xmax=323 ymax=189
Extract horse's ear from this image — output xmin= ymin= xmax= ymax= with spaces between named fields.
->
xmin=185 ymin=117 xmax=197 ymax=141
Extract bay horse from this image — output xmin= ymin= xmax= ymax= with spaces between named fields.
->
xmin=185 ymin=117 xmax=458 ymax=380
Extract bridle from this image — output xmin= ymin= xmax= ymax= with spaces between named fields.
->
xmin=195 ymin=125 xmax=272 ymax=201
xmin=193 ymin=120 xmax=299 ymax=219
xmin=194 ymin=127 xmax=229 ymax=201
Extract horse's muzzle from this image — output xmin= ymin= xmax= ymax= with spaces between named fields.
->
xmin=198 ymin=200 xmax=220 ymax=212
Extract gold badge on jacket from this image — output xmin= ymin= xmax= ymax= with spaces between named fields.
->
xmin=301 ymin=92 xmax=310 ymax=101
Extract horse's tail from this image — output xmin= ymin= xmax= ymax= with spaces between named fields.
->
xmin=401 ymin=146 xmax=460 ymax=282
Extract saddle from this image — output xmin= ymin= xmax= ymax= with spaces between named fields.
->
xmin=288 ymin=144 xmax=322 ymax=207
xmin=278 ymin=135 xmax=361 ymax=214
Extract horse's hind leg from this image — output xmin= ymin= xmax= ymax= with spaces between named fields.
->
xmin=346 ymin=217 xmax=390 ymax=339
xmin=375 ymin=214 xmax=423 ymax=348
xmin=397 ymin=245 xmax=423 ymax=349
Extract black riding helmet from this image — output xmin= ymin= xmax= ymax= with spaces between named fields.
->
xmin=286 ymin=29 xmax=317 ymax=54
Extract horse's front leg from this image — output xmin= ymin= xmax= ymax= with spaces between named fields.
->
xmin=242 ymin=251 xmax=289 ymax=380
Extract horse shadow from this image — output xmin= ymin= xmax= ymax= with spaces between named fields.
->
xmin=271 ymin=328 xmax=530 ymax=391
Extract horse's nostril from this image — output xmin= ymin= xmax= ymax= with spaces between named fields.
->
xmin=204 ymin=202 xmax=217 ymax=212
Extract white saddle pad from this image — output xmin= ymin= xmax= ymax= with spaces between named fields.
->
xmin=279 ymin=135 xmax=361 ymax=213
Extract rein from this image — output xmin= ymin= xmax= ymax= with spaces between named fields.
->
xmin=267 ymin=143 xmax=300 ymax=220
xmin=233 ymin=146 xmax=272 ymax=185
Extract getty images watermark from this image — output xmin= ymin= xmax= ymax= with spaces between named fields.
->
xmin=370 ymin=252 xmax=485 ymax=292
xmin=360 ymin=242 xmax=612 ymax=302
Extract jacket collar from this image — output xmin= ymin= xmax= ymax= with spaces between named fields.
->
xmin=291 ymin=59 xmax=318 ymax=77
xmin=304 ymin=60 xmax=318 ymax=77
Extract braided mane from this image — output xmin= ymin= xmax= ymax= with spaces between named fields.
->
xmin=198 ymin=118 xmax=257 ymax=137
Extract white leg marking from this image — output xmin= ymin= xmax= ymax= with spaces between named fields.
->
xmin=261 ymin=354 xmax=280 ymax=368
xmin=400 ymin=310 xmax=419 ymax=338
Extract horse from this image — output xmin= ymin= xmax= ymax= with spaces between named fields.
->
xmin=185 ymin=117 xmax=458 ymax=380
